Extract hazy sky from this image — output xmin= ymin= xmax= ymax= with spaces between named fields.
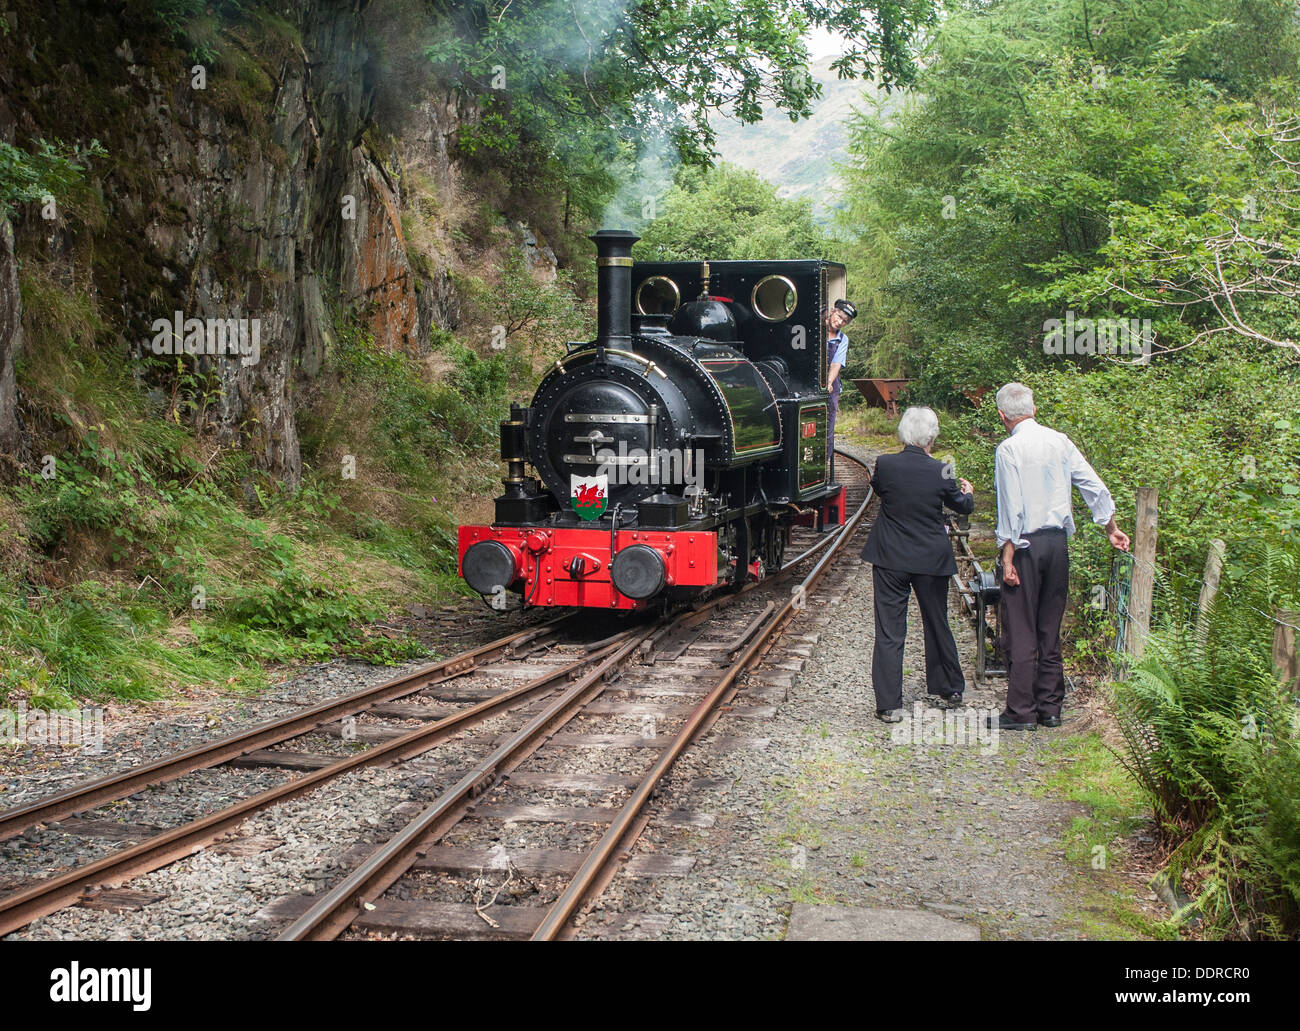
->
xmin=805 ymin=25 xmax=847 ymax=61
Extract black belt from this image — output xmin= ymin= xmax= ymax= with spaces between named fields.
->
xmin=1025 ymin=527 xmax=1066 ymax=537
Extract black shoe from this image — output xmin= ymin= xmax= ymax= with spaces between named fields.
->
xmin=876 ymin=709 xmax=904 ymax=723
xmin=935 ymin=690 xmax=964 ymax=709
xmin=1037 ymin=713 xmax=1063 ymax=728
xmin=985 ymin=713 xmax=1037 ymax=732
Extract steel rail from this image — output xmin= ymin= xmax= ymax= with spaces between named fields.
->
xmin=946 ymin=519 xmax=981 ymax=618
xmin=782 ymin=520 xmax=845 ymax=569
xmin=726 ymin=600 xmax=777 ymax=658
xmin=636 ymin=524 xmax=840 ymax=660
xmin=274 ymin=630 xmax=656 ymax=941
xmin=531 ymin=465 xmax=876 ymax=940
xmin=0 ymin=627 xmax=634 ymax=937
xmin=0 ymin=618 xmax=568 ymax=842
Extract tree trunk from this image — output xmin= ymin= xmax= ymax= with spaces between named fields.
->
xmin=0 ymin=216 xmax=22 ymax=468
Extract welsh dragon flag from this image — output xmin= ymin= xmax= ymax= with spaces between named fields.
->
xmin=570 ymin=474 xmax=608 ymax=521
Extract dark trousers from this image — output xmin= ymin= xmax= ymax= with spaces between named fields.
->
xmin=871 ymin=565 xmax=966 ymax=712
xmin=1000 ymin=529 xmax=1069 ymax=722
xmin=827 ymin=378 xmax=841 ymax=481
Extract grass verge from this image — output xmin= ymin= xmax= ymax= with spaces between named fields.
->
xmin=1036 ymin=728 xmax=1178 ymax=940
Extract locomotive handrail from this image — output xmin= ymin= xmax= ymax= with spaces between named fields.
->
xmin=552 ymin=347 xmax=667 ymax=379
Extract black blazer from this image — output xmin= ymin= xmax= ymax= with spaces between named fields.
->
xmin=860 ymin=445 xmax=974 ymax=577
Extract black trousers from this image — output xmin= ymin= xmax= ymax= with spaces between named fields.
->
xmin=1000 ymin=528 xmax=1069 ymax=722
xmin=827 ymin=377 xmax=842 ymax=481
xmin=871 ymin=565 xmax=966 ymax=712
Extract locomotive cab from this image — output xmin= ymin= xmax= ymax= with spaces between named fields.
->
xmin=633 ymin=255 xmax=849 ymax=512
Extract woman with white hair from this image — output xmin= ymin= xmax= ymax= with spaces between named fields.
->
xmin=860 ymin=406 xmax=975 ymax=721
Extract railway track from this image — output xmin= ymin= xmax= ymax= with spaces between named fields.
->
xmin=0 ymin=449 xmax=875 ymax=941
xmin=268 ymin=449 xmax=876 ymax=941
xmin=0 ymin=619 xmax=567 ymax=842
xmin=0 ymin=617 xmax=642 ymax=935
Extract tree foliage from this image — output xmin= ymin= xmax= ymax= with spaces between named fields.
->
xmin=835 ymin=0 xmax=1300 ymax=388
xmin=427 ymin=0 xmax=938 ymax=219
xmin=1041 ymin=102 xmax=1300 ymax=357
xmin=0 ymin=137 xmax=103 ymax=219
xmin=632 ymin=161 xmax=835 ymax=261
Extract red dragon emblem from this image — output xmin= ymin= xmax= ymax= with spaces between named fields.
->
xmin=570 ymin=475 xmax=609 ymax=520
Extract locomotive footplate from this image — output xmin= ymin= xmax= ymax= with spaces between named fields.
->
xmin=788 ymin=483 xmax=847 ymax=532
xmin=458 ymin=525 xmax=719 ymax=609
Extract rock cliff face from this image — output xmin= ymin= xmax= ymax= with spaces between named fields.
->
xmin=0 ymin=0 xmax=483 ymax=487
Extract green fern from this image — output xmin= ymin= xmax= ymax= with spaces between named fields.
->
xmin=1109 ymin=539 xmax=1300 ymax=938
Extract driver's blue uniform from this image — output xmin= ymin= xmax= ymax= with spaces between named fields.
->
xmin=827 ymin=329 xmax=848 ymax=477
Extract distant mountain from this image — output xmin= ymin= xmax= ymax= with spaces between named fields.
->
xmin=710 ymin=67 xmax=882 ymax=225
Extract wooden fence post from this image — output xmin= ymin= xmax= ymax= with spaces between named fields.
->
xmin=1125 ymin=488 xmax=1158 ymax=661
xmin=1274 ymin=610 xmax=1299 ymax=696
xmin=1195 ymin=539 xmax=1226 ymax=637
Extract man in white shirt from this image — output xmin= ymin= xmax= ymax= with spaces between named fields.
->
xmin=990 ymin=382 xmax=1130 ymax=731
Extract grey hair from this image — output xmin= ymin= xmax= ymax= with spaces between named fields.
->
xmin=897 ymin=406 xmax=940 ymax=449
xmin=996 ymin=382 xmax=1035 ymax=419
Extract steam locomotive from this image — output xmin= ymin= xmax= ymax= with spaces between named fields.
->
xmin=457 ymin=229 xmax=849 ymax=611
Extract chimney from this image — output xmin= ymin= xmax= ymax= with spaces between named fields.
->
xmin=591 ymin=229 xmax=639 ymax=345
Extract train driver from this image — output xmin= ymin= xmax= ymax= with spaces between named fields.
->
xmin=824 ymin=298 xmax=857 ymax=479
